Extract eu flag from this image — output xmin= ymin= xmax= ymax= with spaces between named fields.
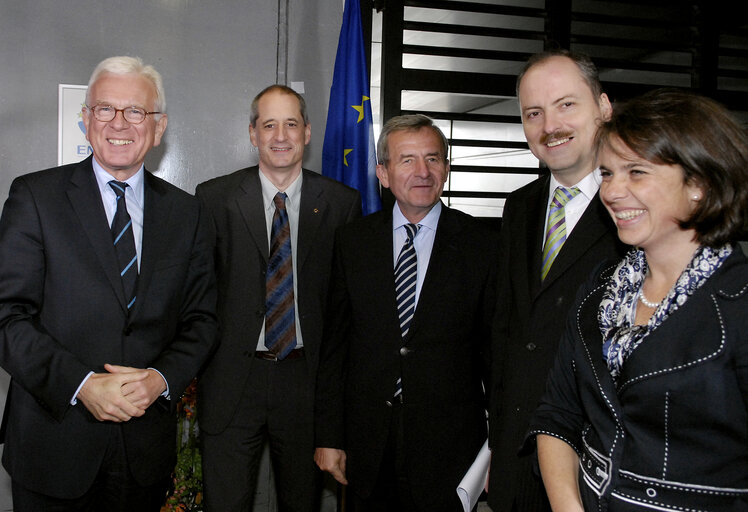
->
xmin=322 ymin=0 xmax=381 ymax=215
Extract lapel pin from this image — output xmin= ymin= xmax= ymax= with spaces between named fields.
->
xmin=313 ymin=208 xmax=319 ymax=213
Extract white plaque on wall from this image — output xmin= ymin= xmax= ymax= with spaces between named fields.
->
xmin=58 ymin=84 xmax=91 ymax=166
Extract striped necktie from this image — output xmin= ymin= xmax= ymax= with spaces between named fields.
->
xmin=541 ymin=186 xmax=580 ymax=281
xmin=109 ymin=181 xmax=138 ymax=311
xmin=394 ymin=223 xmax=419 ymax=400
xmin=265 ymin=192 xmax=297 ymax=359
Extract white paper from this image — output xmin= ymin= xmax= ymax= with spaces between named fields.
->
xmin=457 ymin=439 xmax=490 ymax=512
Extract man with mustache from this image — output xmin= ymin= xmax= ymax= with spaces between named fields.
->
xmin=487 ymin=50 xmax=627 ymax=512
xmin=315 ymin=114 xmax=497 ymax=511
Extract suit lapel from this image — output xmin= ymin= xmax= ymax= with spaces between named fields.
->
xmin=236 ymin=168 xmax=269 ymax=262
xmin=297 ymin=170 xmax=329 ymax=273
xmin=66 ymin=157 xmax=128 ymax=311
xmin=406 ymin=206 xmax=460 ymax=343
xmin=577 ymin=283 xmax=623 ymax=415
xmin=132 ymin=172 xmax=173 ymax=318
xmin=525 ymin=177 xmax=550 ymax=298
xmin=617 ymin=279 xmax=725 ymax=392
xmin=366 ymin=210 xmax=402 ymax=343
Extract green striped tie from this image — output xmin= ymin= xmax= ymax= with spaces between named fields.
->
xmin=541 ymin=186 xmax=580 ymax=281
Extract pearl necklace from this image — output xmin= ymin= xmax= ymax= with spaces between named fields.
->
xmin=638 ymin=290 xmax=661 ymax=309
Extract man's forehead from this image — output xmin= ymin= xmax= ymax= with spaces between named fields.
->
xmin=257 ymin=92 xmax=302 ymax=118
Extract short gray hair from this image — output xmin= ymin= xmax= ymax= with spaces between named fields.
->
xmin=377 ymin=114 xmax=449 ymax=166
xmin=86 ymin=56 xmax=166 ymax=113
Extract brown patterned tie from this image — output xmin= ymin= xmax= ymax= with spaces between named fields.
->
xmin=265 ymin=192 xmax=297 ymax=359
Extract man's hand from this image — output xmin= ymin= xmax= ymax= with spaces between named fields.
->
xmin=105 ymin=364 xmax=167 ymax=410
xmin=77 ymin=369 xmax=149 ymax=422
xmin=315 ymin=447 xmax=348 ymax=485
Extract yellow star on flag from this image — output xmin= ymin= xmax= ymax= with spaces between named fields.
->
xmin=343 ymin=148 xmax=353 ymax=166
xmin=351 ymin=96 xmax=370 ymax=123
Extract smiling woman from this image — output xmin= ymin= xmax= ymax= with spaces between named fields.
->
xmin=526 ymin=88 xmax=748 ymax=512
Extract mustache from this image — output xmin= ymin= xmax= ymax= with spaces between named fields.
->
xmin=540 ymin=131 xmax=573 ymax=145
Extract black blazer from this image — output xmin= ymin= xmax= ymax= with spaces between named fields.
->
xmin=527 ymin=248 xmax=748 ymax=511
xmin=195 ymin=166 xmax=361 ymax=434
xmin=0 ymin=156 xmax=218 ymax=498
xmin=488 ymin=175 xmax=627 ymax=511
xmin=315 ymin=205 xmax=497 ymax=511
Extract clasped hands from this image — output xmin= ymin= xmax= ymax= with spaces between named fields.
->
xmin=77 ymin=364 xmax=166 ymax=423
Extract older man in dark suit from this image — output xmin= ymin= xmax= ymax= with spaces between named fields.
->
xmin=0 ymin=56 xmax=218 ymax=511
xmin=487 ymin=49 xmax=628 ymax=512
xmin=315 ymin=114 xmax=497 ymax=512
xmin=196 ymin=84 xmax=361 ymax=512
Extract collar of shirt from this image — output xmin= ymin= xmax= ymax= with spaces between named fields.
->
xmin=92 ymin=157 xmax=145 ymax=214
xmin=392 ymin=199 xmax=441 ymax=242
xmin=258 ymin=168 xmax=303 ymax=218
xmin=547 ymin=168 xmax=601 ymax=236
xmin=548 ymin=167 xmax=601 ymax=206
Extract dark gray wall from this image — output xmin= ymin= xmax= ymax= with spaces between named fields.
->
xmin=0 ymin=0 xmax=344 ymax=507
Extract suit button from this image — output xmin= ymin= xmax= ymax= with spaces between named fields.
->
xmin=526 ymin=342 xmax=537 ymax=351
xmin=123 ymin=327 xmax=132 ymax=336
xmin=256 ymin=308 xmax=265 ymax=317
xmin=243 ymin=350 xmax=250 ymax=357
xmin=385 ymin=400 xmax=393 ymax=407
xmin=400 ymin=347 xmax=410 ymax=356
xmin=556 ymin=297 xmax=564 ymax=306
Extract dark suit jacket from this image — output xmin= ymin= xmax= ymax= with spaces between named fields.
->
xmin=315 ymin=205 xmax=497 ymax=511
xmin=488 ymin=174 xmax=627 ymax=511
xmin=0 ymin=156 xmax=218 ymax=499
xmin=195 ymin=166 xmax=361 ymax=434
xmin=527 ymin=249 xmax=748 ymax=511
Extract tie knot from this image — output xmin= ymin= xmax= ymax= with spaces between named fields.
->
xmin=552 ymin=186 xmax=580 ymax=208
xmin=273 ymin=192 xmax=288 ymax=211
xmin=109 ymin=180 xmax=128 ymax=198
xmin=403 ymin=223 xmax=419 ymax=243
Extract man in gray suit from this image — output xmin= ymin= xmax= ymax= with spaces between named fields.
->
xmin=488 ymin=50 xmax=627 ymax=511
xmin=196 ymin=85 xmax=361 ymax=512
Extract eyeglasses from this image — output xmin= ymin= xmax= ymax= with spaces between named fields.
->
xmin=86 ymin=104 xmax=161 ymax=124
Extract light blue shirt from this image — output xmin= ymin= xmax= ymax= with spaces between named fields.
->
xmin=391 ymin=200 xmax=442 ymax=309
xmin=256 ymin=169 xmax=305 ymax=351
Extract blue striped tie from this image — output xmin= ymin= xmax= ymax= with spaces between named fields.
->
xmin=109 ymin=181 xmax=138 ymax=311
xmin=394 ymin=223 xmax=419 ymax=400
xmin=265 ymin=192 xmax=297 ymax=359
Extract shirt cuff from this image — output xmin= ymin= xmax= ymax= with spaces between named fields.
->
xmin=71 ymin=371 xmax=94 ymax=405
xmin=148 ymin=367 xmax=171 ymax=400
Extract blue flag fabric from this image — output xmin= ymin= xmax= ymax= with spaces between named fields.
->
xmin=322 ymin=0 xmax=381 ymax=215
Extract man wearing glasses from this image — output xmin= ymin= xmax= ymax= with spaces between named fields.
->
xmin=0 ymin=56 xmax=218 ymax=511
